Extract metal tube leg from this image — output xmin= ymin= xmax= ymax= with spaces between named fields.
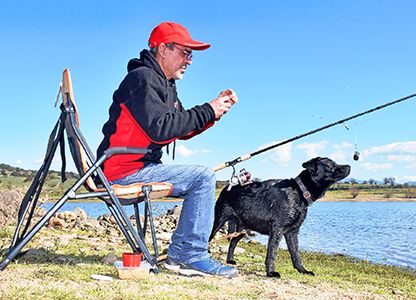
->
xmin=0 ymin=193 xmax=70 ymax=271
xmin=142 ymin=186 xmax=159 ymax=258
xmin=133 ymin=203 xmax=145 ymax=240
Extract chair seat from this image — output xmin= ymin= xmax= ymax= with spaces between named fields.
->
xmin=95 ymin=182 xmax=173 ymax=204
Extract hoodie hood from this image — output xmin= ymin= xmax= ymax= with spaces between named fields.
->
xmin=127 ymin=49 xmax=166 ymax=79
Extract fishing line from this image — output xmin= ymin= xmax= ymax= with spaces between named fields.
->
xmin=213 ymin=92 xmax=416 ymax=172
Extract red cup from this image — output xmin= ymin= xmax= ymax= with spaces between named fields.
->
xmin=122 ymin=252 xmax=142 ymax=267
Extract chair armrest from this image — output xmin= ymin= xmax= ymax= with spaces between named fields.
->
xmin=104 ymin=147 xmax=152 ymax=158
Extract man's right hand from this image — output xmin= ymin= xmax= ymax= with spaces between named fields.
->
xmin=209 ymin=89 xmax=238 ymax=119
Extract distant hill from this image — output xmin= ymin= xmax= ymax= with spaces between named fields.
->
xmin=0 ymin=163 xmax=79 ymax=180
xmin=1 ymin=163 xmax=415 ymax=187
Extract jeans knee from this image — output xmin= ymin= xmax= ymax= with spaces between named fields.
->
xmin=197 ymin=165 xmax=216 ymax=185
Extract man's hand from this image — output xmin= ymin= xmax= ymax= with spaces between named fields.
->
xmin=209 ymin=89 xmax=238 ymax=119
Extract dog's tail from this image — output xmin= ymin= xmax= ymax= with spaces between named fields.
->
xmin=209 ymin=189 xmax=233 ymax=241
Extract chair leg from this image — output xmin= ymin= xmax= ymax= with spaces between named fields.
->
xmin=133 ymin=203 xmax=145 ymax=240
xmin=0 ymin=193 xmax=71 ymax=271
xmin=104 ymin=192 xmax=158 ymax=271
xmin=142 ymin=186 xmax=159 ymax=258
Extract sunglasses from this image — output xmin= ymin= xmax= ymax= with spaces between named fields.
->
xmin=171 ymin=44 xmax=193 ymax=60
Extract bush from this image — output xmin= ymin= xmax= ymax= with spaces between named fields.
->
xmin=404 ymin=188 xmax=416 ymax=198
xmin=0 ymin=190 xmax=23 ymax=227
xmin=350 ymin=187 xmax=359 ymax=199
xmin=383 ymin=191 xmax=393 ymax=198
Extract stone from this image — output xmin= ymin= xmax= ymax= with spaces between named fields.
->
xmin=157 ymin=232 xmax=172 ymax=242
xmin=102 ymin=252 xmax=119 ymax=265
xmin=74 ymin=207 xmax=89 ymax=220
xmin=48 ymin=216 xmax=66 ymax=228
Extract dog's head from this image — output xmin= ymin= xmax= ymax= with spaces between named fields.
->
xmin=302 ymin=157 xmax=350 ymax=185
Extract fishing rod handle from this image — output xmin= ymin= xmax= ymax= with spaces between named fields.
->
xmin=212 ymin=154 xmax=252 ymax=172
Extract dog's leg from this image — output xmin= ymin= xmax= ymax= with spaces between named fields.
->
xmin=226 ymin=219 xmax=245 ymax=265
xmin=266 ymin=229 xmax=283 ymax=278
xmin=284 ymin=230 xmax=315 ymax=276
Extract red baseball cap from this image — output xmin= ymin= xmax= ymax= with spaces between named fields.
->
xmin=148 ymin=22 xmax=210 ymax=51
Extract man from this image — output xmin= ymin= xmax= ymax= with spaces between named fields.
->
xmin=97 ymin=22 xmax=238 ymax=277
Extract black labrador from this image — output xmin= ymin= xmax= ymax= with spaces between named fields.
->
xmin=209 ymin=157 xmax=350 ymax=277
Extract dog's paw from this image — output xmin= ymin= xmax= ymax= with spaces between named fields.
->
xmin=226 ymin=259 xmax=237 ymax=265
xmin=299 ymin=270 xmax=315 ymax=276
xmin=266 ymin=271 xmax=281 ymax=278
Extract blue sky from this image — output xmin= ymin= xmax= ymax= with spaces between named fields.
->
xmin=1 ymin=1 xmax=416 ymax=182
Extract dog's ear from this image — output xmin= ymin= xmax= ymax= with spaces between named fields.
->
xmin=302 ymin=157 xmax=321 ymax=173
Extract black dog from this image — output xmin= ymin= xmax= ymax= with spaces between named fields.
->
xmin=209 ymin=157 xmax=350 ymax=277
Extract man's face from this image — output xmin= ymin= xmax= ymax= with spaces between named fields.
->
xmin=159 ymin=44 xmax=193 ymax=80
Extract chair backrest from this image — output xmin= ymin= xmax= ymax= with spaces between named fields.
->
xmin=61 ymin=69 xmax=98 ymax=191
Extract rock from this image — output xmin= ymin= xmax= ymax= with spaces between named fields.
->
xmin=109 ymin=215 xmax=117 ymax=225
xmin=234 ymin=247 xmax=246 ymax=255
xmin=157 ymin=232 xmax=172 ymax=242
xmin=74 ymin=207 xmax=89 ymax=220
xmin=48 ymin=216 xmax=66 ymax=228
xmin=57 ymin=211 xmax=77 ymax=222
xmin=167 ymin=205 xmax=182 ymax=216
xmin=107 ymin=236 xmax=119 ymax=244
xmin=210 ymin=245 xmax=221 ymax=254
xmin=391 ymin=289 xmax=403 ymax=296
xmin=83 ymin=221 xmax=96 ymax=229
xmin=220 ymin=245 xmax=229 ymax=253
xmin=102 ymin=252 xmax=118 ymax=265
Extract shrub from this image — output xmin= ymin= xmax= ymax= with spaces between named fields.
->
xmin=383 ymin=191 xmax=393 ymax=198
xmin=404 ymin=188 xmax=416 ymax=198
xmin=350 ymin=187 xmax=359 ymax=199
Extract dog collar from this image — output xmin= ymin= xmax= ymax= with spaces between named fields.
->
xmin=295 ymin=176 xmax=314 ymax=206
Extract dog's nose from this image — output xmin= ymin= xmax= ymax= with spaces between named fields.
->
xmin=344 ymin=165 xmax=351 ymax=175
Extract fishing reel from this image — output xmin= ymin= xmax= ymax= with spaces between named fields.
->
xmin=227 ymin=167 xmax=253 ymax=191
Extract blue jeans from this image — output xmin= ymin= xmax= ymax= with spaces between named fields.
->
xmin=111 ymin=163 xmax=216 ymax=264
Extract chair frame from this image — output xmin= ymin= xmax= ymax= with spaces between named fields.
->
xmin=0 ymin=69 xmax=172 ymax=273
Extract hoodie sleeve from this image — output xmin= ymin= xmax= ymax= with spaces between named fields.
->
xmin=120 ymin=69 xmax=216 ymax=144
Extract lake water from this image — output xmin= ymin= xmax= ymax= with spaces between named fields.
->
xmin=44 ymin=201 xmax=416 ymax=270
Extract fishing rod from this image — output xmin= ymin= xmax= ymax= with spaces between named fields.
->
xmin=213 ymin=92 xmax=416 ymax=172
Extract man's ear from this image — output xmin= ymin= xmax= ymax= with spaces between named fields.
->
xmin=157 ymin=43 xmax=167 ymax=58
xmin=302 ymin=157 xmax=321 ymax=173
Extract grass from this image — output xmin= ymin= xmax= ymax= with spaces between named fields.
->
xmin=0 ymin=226 xmax=415 ymax=300
xmin=1 ymin=170 xmax=415 ymax=299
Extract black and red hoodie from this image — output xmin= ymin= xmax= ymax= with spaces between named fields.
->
xmin=97 ymin=50 xmax=216 ymax=181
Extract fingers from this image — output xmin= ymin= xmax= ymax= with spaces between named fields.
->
xmin=209 ymin=89 xmax=238 ymax=119
xmin=219 ymin=89 xmax=238 ymax=104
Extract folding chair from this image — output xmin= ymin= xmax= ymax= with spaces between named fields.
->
xmin=0 ymin=69 xmax=173 ymax=273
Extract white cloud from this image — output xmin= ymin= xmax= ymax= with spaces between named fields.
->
xmin=297 ymin=140 xmax=328 ymax=158
xmin=386 ymin=155 xmax=416 ymax=163
xmin=34 ymin=158 xmax=44 ymax=164
xmin=176 ymin=145 xmax=195 ymax=158
xmin=175 ymin=145 xmax=210 ymax=158
xmin=15 ymin=160 xmax=23 ymax=165
xmin=259 ymin=141 xmax=292 ymax=165
xmin=328 ymin=150 xmax=347 ymax=164
xmin=396 ymin=175 xmax=416 ymax=183
xmin=361 ymin=141 xmax=416 ymax=159
xmin=333 ymin=142 xmax=352 ymax=149
xmin=361 ymin=162 xmax=393 ymax=171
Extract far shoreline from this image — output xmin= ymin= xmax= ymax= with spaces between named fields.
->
xmin=55 ymin=197 xmax=416 ymax=203
xmin=318 ymin=197 xmax=416 ymax=202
